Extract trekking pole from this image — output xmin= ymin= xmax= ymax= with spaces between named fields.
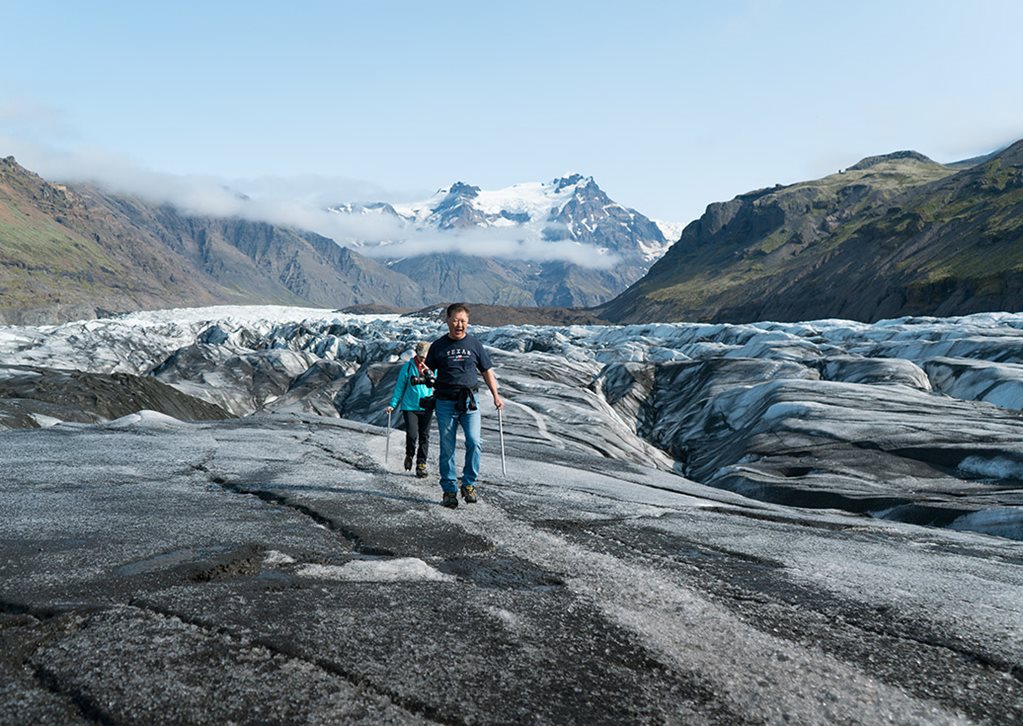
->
xmin=385 ymin=409 xmax=392 ymax=465
xmin=498 ymin=406 xmax=507 ymax=476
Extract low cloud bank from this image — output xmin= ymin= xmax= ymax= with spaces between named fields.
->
xmin=1 ymin=138 xmax=617 ymax=269
xmin=370 ymin=228 xmax=619 ymax=268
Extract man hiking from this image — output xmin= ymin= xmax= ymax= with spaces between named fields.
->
xmin=425 ymin=303 xmax=504 ymax=508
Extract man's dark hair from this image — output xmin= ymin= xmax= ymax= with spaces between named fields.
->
xmin=446 ymin=302 xmax=469 ymax=319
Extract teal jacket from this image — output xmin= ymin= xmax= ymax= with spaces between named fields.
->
xmin=389 ymin=357 xmax=435 ymax=412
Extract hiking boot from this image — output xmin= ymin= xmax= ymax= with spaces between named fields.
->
xmin=416 ymin=462 xmax=428 ymax=478
xmin=403 ymin=455 xmax=413 ymax=471
xmin=442 ymin=492 xmax=459 ymax=509
xmin=460 ymin=484 xmax=478 ymax=504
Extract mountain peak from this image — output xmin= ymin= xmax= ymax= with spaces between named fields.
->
xmin=847 ymin=150 xmax=936 ymax=171
xmin=552 ymin=173 xmax=594 ymax=192
xmin=444 ymin=181 xmax=480 ymax=198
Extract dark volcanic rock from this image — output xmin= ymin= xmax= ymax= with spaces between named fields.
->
xmin=0 ymin=365 xmax=230 ymax=429
xmin=2 ymin=414 xmax=1020 ymax=724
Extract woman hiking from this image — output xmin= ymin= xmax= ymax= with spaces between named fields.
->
xmin=385 ymin=341 xmax=436 ymax=478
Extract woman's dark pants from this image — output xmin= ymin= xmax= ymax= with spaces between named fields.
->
xmin=403 ymin=409 xmax=433 ymax=463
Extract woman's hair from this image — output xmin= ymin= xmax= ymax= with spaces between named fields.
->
xmin=415 ymin=341 xmax=430 ymax=357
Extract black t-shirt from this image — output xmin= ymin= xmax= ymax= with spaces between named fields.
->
xmin=425 ymin=333 xmax=492 ymax=391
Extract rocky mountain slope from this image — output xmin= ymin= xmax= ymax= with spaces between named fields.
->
xmin=0 ymin=157 xmax=426 ymax=324
xmin=0 ymin=157 xmax=219 ymax=323
xmin=601 ymin=140 xmax=1023 ymax=324
xmin=1 ymin=160 xmax=675 ymax=324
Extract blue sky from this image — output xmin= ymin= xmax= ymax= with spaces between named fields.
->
xmin=2 ymin=1 xmax=1022 ymax=226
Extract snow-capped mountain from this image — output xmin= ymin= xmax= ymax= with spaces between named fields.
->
xmin=327 ymin=175 xmax=676 ymax=307
xmin=332 ymin=174 xmax=674 ymax=263
xmin=1 ymin=154 xmax=677 ymax=321
xmin=652 ymin=218 xmax=685 ymax=247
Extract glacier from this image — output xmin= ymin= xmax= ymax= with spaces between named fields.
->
xmin=3 ymin=305 xmax=1023 ymax=540
xmin=1 ymin=305 xmax=1022 ymax=723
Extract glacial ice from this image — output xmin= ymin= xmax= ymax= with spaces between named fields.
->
xmin=3 ymin=306 xmax=1023 ymax=540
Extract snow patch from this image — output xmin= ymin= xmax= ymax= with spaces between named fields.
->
xmin=29 ymin=413 xmax=63 ymax=428
xmin=263 ymin=550 xmax=297 ymax=566
xmin=106 ymin=410 xmax=185 ymax=429
xmin=487 ymin=606 xmax=525 ymax=632
xmin=297 ymin=557 xmax=454 ymax=582
xmin=653 ymin=218 xmax=685 ymax=244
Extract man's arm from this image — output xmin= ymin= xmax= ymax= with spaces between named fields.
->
xmin=481 ymin=368 xmax=504 ymax=409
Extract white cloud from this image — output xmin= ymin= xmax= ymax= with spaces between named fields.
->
xmin=0 ymin=136 xmax=617 ymax=269
xmin=363 ymin=227 xmax=619 ymax=269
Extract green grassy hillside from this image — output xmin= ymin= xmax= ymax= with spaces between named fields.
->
xmin=601 ymin=142 xmax=1023 ymax=323
xmin=1 ymin=161 xmax=144 ymax=322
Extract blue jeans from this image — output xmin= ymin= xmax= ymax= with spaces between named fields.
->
xmin=435 ymin=399 xmax=482 ymax=494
